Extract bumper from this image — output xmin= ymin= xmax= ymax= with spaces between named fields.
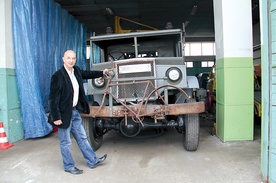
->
xmin=81 ymin=101 xmax=205 ymax=118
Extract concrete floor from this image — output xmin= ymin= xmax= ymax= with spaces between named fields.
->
xmin=0 ymin=120 xmax=261 ymax=183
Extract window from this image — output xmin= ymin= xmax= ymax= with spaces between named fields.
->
xmin=190 ymin=43 xmax=202 ymax=56
xmin=201 ymin=61 xmax=214 ymax=67
xmin=86 ymin=46 xmax=90 ymax=59
xmin=202 ymin=43 xmax=214 ymax=55
xmin=184 ymin=43 xmax=190 ymax=56
xmin=184 ymin=42 xmax=215 ymax=56
xmin=185 ymin=62 xmax=193 ymax=68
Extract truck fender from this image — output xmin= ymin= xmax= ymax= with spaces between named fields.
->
xmin=187 ymin=76 xmax=199 ymax=89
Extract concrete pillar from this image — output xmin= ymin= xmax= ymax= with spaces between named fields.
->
xmin=0 ymin=0 xmax=23 ymax=143
xmin=213 ymin=0 xmax=254 ymax=141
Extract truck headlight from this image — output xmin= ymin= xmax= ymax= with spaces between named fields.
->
xmin=166 ymin=67 xmax=181 ymax=82
xmin=92 ymin=78 xmax=106 ymax=89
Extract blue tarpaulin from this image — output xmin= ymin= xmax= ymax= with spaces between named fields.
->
xmin=12 ymin=0 xmax=87 ymax=138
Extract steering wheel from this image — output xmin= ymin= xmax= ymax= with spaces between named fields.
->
xmin=107 ymin=51 xmax=125 ymax=61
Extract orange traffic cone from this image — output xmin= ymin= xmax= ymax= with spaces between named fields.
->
xmin=0 ymin=122 xmax=14 ymax=150
xmin=212 ymin=121 xmax=216 ymax=135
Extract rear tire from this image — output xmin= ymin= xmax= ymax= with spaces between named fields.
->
xmin=183 ymin=98 xmax=200 ymax=151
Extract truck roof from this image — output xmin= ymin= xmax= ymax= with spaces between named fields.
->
xmin=89 ymin=29 xmax=183 ymax=41
xmin=89 ymin=29 xmax=184 ymax=49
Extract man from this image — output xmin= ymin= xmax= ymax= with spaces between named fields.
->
xmin=48 ymin=50 xmax=108 ymax=175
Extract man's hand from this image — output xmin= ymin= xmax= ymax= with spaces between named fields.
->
xmin=103 ymin=69 xmax=109 ymax=75
xmin=53 ymin=120 xmax=62 ymax=126
xmin=103 ymin=69 xmax=114 ymax=79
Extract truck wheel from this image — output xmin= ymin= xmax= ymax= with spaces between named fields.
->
xmin=183 ymin=98 xmax=200 ymax=151
xmin=82 ymin=117 xmax=103 ymax=151
xmin=82 ymin=102 xmax=103 ymax=151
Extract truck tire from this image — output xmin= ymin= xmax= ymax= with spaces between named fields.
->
xmin=183 ymin=98 xmax=200 ymax=151
xmin=82 ymin=101 xmax=103 ymax=151
xmin=82 ymin=117 xmax=103 ymax=151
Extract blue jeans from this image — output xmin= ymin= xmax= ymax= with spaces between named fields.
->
xmin=58 ymin=109 xmax=99 ymax=170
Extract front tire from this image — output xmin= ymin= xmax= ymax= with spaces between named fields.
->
xmin=183 ymin=98 xmax=200 ymax=151
xmin=82 ymin=117 xmax=103 ymax=151
xmin=82 ymin=101 xmax=103 ymax=151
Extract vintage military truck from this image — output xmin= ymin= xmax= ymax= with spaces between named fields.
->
xmin=82 ymin=29 xmax=205 ymax=151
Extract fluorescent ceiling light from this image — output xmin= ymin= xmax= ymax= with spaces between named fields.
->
xmin=190 ymin=5 xmax=197 ymax=15
xmin=184 ymin=21 xmax=189 ymax=27
xmin=106 ymin=8 xmax=113 ymax=15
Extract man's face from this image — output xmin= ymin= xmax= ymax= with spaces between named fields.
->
xmin=63 ymin=50 xmax=76 ymax=70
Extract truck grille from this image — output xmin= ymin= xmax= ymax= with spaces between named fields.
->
xmin=115 ymin=59 xmax=157 ymax=102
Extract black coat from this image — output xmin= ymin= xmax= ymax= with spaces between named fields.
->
xmin=48 ymin=65 xmax=103 ymax=129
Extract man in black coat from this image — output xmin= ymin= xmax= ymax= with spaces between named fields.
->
xmin=49 ymin=50 xmax=108 ymax=175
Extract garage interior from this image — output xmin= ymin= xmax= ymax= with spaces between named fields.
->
xmin=0 ymin=0 xmax=268 ymax=182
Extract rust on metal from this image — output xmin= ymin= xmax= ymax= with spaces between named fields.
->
xmin=81 ymin=101 xmax=205 ymax=118
xmin=82 ymin=74 xmax=205 ymax=121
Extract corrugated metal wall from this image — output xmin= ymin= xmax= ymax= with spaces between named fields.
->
xmin=270 ymin=0 xmax=276 ymax=180
xmin=261 ymin=0 xmax=276 ymax=182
